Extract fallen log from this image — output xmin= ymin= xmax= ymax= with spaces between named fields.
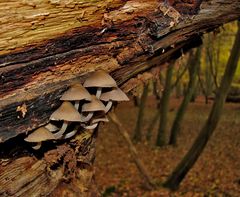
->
xmin=0 ymin=0 xmax=240 ymax=196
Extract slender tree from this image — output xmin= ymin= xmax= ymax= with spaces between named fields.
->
xmin=133 ymin=82 xmax=149 ymax=142
xmin=146 ymin=77 xmax=162 ymax=142
xmin=147 ymin=60 xmax=188 ymax=143
xmin=146 ymin=110 xmax=160 ymax=142
xmin=197 ymin=67 xmax=209 ymax=104
xmin=163 ymin=21 xmax=240 ymax=190
xmin=156 ymin=61 xmax=175 ymax=146
xmin=169 ymin=47 xmax=201 ymax=145
xmin=108 ymin=112 xmax=156 ymax=190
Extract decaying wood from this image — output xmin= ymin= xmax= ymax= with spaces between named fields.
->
xmin=0 ymin=0 xmax=240 ymax=196
xmin=0 ymin=157 xmax=62 ymax=196
xmin=1 ymin=0 xmax=240 ymax=142
xmin=0 ymin=129 xmax=97 ymax=196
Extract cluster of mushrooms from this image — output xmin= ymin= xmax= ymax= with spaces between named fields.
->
xmin=24 ymin=70 xmax=129 ymax=150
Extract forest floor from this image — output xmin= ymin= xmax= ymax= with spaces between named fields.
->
xmin=95 ymin=96 xmax=240 ymax=197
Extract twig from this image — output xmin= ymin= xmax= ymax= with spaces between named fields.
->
xmin=108 ymin=112 xmax=156 ymax=190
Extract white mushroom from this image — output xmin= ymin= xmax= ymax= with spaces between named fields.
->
xmin=92 ymin=116 xmax=109 ymax=124
xmin=83 ymin=70 xmax=117 ymax=98
xmin=82 ymin=123 xmax=98 ymax=130
xmin=62 ymin=125 xmax=80 ymax=139
xmin=60 ymin=84 xmax=91 ymax=110
xmin=100 ymin=87 xmax=129 ymax=112
xmin=50 ymin=101 xmax=82 ymax=139
xmin=24 ymin=127 xmax=55 ymax=150
xmin=81 ymin=115 xmax=109 ymax=130
xmin=80 ymin=95 xmax=106 ymax=122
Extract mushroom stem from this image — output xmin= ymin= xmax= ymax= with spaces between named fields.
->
xmin=53 ymin=121 xmax=68 ymax=139
xmin=80 ymin=112 xmax=93 ymax=122
xmin=74 ymin=101 xmax=80 ymax=110
xmin=104 ymin=100 xmax=113 ymax=113
xmin=32 ymin=142 xmax=42 ymax=150
xmin=63 ymin=129 xmax=78 ymax=139
xmin=96 ymin=87 xmax=102 ymax=98
xmin=82 ymin=123 xmax=98 ymax=129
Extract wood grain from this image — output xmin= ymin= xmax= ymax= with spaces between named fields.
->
xmin=0 ymin=0 xmax=240 ymax=143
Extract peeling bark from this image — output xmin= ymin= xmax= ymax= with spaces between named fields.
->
xmin=1 ymin=0 xmax=240 ymax=142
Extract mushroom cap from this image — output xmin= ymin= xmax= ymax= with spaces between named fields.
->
xmin=24 ymin=127 xmax=55 ymax=143
xmin=82 ymin=96 xmax=106 ymax=112
xmin=83 ymin=70 xmax=117 ymax=88
xmin=100 ymin=88 xmax=129 ymax=101
xmin=60 ymin=84 xmax=92 ymax=101
xmin=92 ymin=116 xmax=109 ymax=124
xmin=50 ymin=101 xmax=82 ymax=122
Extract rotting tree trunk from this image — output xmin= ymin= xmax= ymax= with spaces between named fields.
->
xmin=0 ymin=129 xmax=98 ymax=197
xmin=0 ymin=0 xmax=240 ymax=196
xmin=163 ymin=20 xmax=240 ymax=191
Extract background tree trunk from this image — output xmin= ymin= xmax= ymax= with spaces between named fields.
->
xmin=169 ymin=47 xmax=201 ymax=145
xmin=156 ymin=61 xmax=175 ymax=146
xmin=163 ymin=20 xmax=240 ymax=191
xmin=133 ymin=82 xmax=149 ymax=142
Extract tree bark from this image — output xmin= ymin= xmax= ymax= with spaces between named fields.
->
xmin=0 ymin=129 xmax=99 ymax=196
xmin=163 ymin=20 xmax=240 ymax=191
xmin=0 ymin=0 xmax=240 ymax=196
xmin=1 ymin=0 xmax=240 ymax=143
xmin=156 ymin=61 xmax=174 ymax=146
xmin=168 ymin=47 xmax=201 ymax=145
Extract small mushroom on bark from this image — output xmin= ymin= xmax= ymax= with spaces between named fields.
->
xmin=62 ymin=125 xmax=81 ymax=139
xmin=60 ymin=84 xmax=92 ymax=110
xmin=80 ymin=95 xmax=106 ymax=122
xmin=83 ymin=70 xmax=117 ymax=98
xmin=50 ymin=101 xmax=82 ymax=139
xmin=92 ymin=116 xmax=109 ymax=124
xmin=24 ymin=127 xmax=55 ymax=150
xmin=83 ymin=115 xmax=109 ymax=129
xmin=100 ymin=87 xmax=129 ymax=112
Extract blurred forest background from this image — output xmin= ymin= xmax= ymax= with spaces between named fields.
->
xmin=95 ymin=21 xmax=240 ymax=196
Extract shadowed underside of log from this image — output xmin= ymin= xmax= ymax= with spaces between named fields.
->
xmin=0 ymin=0 xmax=240 ymax=196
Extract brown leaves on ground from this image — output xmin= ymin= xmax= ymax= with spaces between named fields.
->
xmin=95 ymin=97 xmax=240 ymax=196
